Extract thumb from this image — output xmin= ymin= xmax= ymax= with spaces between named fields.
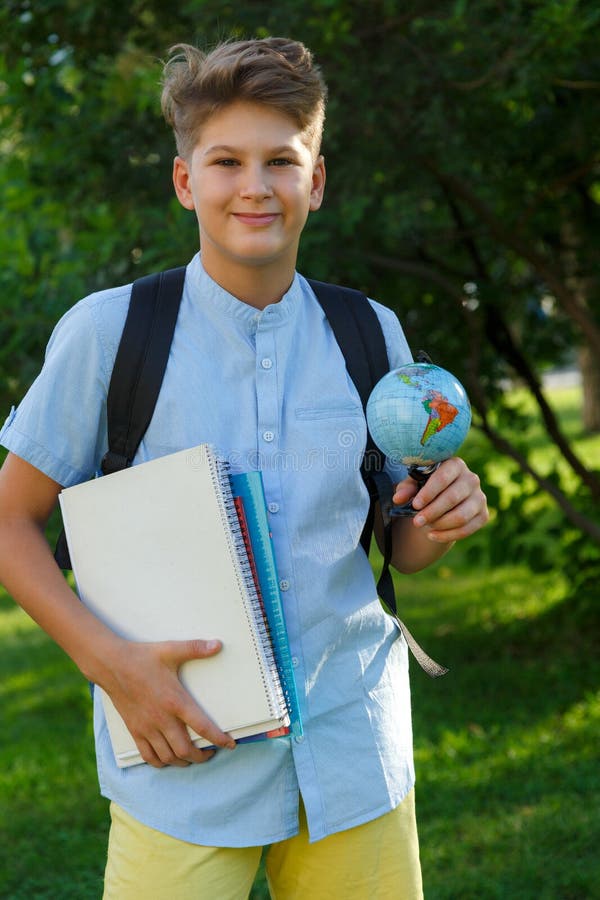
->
xmin=392 ymin=476 xmax=419 ymax=506
xmin=162 ymin=638 xmax=223 ymax=668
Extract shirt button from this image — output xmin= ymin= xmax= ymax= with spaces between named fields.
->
xmin=279 ymin=579 xmax=290 ymax=592
xmin=263 ymin=430 xmax=274 ymax=442
xmin=291 ymin=656 xmax=299 ymax=668
xmin=294 ymin=734 xmax=304 ymax=744
xmin=261 ymin=358 xmax=273 ymax=369
xmin=268 ymin=502 xmax=280 ymax=514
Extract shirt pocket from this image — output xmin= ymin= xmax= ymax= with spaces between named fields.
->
xmin=288 ymin=404 xmax=368 ymax=562
xmin=294 ymin=403 xmax=366 ymax=461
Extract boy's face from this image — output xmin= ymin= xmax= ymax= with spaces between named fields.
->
xmin=173 ymin=101 xmax=325 ymax=289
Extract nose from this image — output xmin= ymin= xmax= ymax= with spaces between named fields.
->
xmin=239 ymin=164 xmax=273 ymax=201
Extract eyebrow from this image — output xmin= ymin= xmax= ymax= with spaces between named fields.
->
xmin=202 ymin=144 xmax=301 ymax=157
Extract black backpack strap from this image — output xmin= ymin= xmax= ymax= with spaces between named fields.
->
xmin=54 ymin=266 xmax=186 ymax=569
xmin=308 ymin=280 xmax=448 ymax=677
xmin=101 ymin=266 xmax=187 ymax=475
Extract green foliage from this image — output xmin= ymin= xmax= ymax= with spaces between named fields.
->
xmin=0 ymin=2 xmax=598 ymax=584
xmin=1 ymin=1 xmax=598 ymax=391
xmin=0 ymin=1 xmax=202 ymax=407
xmin=464 ymin=386 xmax=600 ymax=604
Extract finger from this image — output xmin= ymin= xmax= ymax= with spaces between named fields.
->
xmin=182 ymin=745 xmax=219 ymax=765
xmin=421 ymin=484 xmax=489 ymax=541
xmin=176 ymin=693 xmax=236 ymax=751
xmin=147 ymin=680 xmax=236 ymax=752
xmin=392 ymin=477 xmax=419 ymax=506
xmin=134 ymin=735 xmax=169 ymax=769
xmin=157 ymin=641 xmax=237 ymax=749
xmin=427 ymin=506 xmax=490 ymax=542
xmin=411 ymin=458 xmax=467 ymax=510
xmin=160 ymin=714 xmax=224 ymax=763
xmin=413 ymin=470 xmax=477 ymax=527
xmin=135 ymin=718 xmax=220 ymax=767
xmin=162 ymin=638 xmax=224 ymax=668
xmin=155 ymin=722 xmax=220 ymax=766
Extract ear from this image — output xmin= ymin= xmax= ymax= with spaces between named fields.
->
xmin=172 ymin=156 xmax=196 ymax=211
xmin=309 ymin=156 xmax=326 ymax=212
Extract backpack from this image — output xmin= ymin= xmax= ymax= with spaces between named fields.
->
xmin=55 ymin=267 xmax=446 ymax=677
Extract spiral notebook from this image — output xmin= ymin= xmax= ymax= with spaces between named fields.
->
xmin=58 ymin=444 xmax=301 ymax=767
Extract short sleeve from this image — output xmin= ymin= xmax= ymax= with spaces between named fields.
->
xmin=0 ymin=292 xmax=126 ymax=486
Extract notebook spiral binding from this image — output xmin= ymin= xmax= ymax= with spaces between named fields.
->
xmin=210 ymin=450 xmax=289 ymax=726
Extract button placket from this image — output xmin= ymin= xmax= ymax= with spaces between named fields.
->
xmin=255 ymin=324 xmax=279 ymax=456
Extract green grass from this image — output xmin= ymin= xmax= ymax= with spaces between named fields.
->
xmin=402 ymin=554 xmax=599 ymax=899
xmin=1 ymin=385 xmax=598 ymax=899
xmin=0 ymin=599 xmax=108 ymax=899
xmin=2 ymin=554 xmax=597 ymax=899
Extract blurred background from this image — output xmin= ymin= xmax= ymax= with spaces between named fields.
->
xmin=0 ymin=2 xmax=598 ymax=898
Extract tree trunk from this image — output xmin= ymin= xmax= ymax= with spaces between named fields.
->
xmin=579 ymin=344 xmax=600 ymax=434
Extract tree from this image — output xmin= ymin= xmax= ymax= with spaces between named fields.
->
xmin=1 ymin=0 xmax=598 ymax=582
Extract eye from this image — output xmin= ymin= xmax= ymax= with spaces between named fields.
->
xmin=269 ymin=157 xmax=294 ymax=167
xmin=215 ymin=158 xmax=240 ymax=167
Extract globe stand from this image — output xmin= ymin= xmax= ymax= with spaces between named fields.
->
xmin=390 ymin=463 xmax=440 ymax=518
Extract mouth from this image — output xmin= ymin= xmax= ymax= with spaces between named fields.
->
xmin=232 ymin=213 xmax=280 ymax=226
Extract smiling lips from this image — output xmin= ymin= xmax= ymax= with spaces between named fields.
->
xmin=232 ymin=212 xmax=280 ymax=226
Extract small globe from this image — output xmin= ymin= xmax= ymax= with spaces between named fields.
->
xmin=366 ymin=363 xmax=471 ymax=466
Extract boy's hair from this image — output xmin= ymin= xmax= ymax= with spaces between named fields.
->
xmin=161 ymin=37 xmax=327 ymax=160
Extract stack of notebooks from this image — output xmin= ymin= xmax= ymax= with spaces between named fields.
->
xmin=59 ymin=443 xmax=301 ymax=767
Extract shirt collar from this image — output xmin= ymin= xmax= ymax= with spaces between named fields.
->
xmin=185 ymin=253 xmax=302 ymax=331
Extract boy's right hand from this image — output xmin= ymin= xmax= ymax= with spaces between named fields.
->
xmin=102 ymin=637 xmax=236 ymax=768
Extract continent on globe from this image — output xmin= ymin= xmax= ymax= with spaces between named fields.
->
xmin=420 ymin=390 xmax=459 ymax=446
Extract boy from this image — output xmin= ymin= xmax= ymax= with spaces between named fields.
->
xmin=0 ymin=38 xmax=488 ymax=899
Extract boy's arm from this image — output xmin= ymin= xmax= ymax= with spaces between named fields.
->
xmin=374 ymin=457 xmax=488 ymax=574
xmin=0 ymin=452 xmax=235 ymax=767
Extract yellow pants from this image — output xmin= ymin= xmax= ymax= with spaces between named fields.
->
xmin=103 ymin=790 xmax=423 ymax=899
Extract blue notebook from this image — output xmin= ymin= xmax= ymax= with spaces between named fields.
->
xmin=231 ymin=471 xmax=302 ymax=741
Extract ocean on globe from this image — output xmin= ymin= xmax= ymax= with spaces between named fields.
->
xmin=366 ymin=363 xmax=471 ymax=466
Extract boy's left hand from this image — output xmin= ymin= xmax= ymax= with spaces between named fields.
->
xmin=392 ymin=458 xmax=488 ymax=543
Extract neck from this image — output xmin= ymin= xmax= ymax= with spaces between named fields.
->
xmin=200 ymin=254 xmax=296 ymax=310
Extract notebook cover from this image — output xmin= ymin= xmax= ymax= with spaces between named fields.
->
xmin=58 ymin=444 xmax=289 ymax=767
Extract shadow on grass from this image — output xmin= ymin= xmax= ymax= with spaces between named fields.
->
xmin=412 ymin=595 xmax=599 ymax=729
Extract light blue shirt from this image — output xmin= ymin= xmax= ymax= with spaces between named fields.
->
xmin=1 ymin=254 xmax=415 ymax=846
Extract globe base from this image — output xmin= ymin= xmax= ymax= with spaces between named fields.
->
xmin=390 ymin=463 xmax=439 ymax=518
